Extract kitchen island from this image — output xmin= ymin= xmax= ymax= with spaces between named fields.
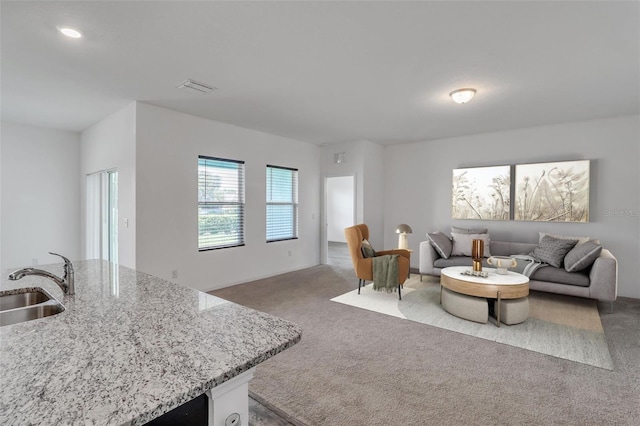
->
xmin=0 ymin=260 xmax=301 ymax=425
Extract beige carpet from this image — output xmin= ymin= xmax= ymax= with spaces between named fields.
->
xmin=212 ymin=265 xmax=640 ymax=426
xmin=331 ymin=276 xmax=613 ymax=369
xmin=529 ymin=290 xmax=604 ymax=331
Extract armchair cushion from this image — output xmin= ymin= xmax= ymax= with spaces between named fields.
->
xmin=361 ymin=239 xmax=376 ymax=258
xmin=377 ymin=249 xmax=411 ymax=261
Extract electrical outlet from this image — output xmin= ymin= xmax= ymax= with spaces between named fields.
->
xmin=32 ymin=258 xmax=38 ymax=266
xmin=288 ymin=250 xmax=292 ymax=257
xmin=171 ymin=270 xmax=178 ymax=279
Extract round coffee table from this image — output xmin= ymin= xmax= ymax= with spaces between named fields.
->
xmin=440 ymin=266 xmax=529 ymax=327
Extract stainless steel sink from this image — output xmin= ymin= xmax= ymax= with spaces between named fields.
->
xmin=0 ymin=289 xmax=64 ymax=327
xmin=0 ymin=290 xmax=52 ymax=311
xmin=0 ymin=302 xmax=65 ymax=327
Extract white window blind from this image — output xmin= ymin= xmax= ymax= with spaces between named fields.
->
xmin=266 ymin=165 xmax=299 ymax=242
xmin=198 ymin=156 xmax=245 ymax=250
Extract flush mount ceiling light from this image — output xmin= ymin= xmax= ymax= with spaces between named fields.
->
xmin=449 ymin=88 xmax=477 ymax=104
xmin=57 ymin=26 xmax=82 ymax=38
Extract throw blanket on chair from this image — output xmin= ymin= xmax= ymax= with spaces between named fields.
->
xmin=372 ymin=254 xmax=399 ymax=293
xmin=510 ymin=255 xmax=547 ymax=277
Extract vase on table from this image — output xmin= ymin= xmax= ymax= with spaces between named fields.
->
xmin=471 ymin=239 xmax=484 ymax=272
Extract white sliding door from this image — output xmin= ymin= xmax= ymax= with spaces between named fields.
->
xmin=86 ymin=170 xmax=118 ymax=263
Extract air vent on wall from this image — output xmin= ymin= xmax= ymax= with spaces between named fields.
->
xmin=176 ymin=79 xmax=216 ymax=94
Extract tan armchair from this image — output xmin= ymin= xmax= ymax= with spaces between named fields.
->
xmin=344 ymin=224 xmax=411 ymax=299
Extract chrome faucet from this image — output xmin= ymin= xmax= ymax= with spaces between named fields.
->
xmin=8 ymin=252 xmax=75 ymax=295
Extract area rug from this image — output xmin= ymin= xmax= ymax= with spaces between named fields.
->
xmin=331 ymin=276 xmax=614 ymax=370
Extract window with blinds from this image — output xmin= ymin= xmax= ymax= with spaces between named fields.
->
xmin=266 ymin=165 xmax=299 ymax=242
xmin=198 ymin=156 xmax=245 ymax=250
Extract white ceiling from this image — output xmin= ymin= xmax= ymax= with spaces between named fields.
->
xmin=1 ymin=1 xmax=638 ymax=145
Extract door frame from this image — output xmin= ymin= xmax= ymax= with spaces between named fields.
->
xmin=321 ymin=174 xmax=357 ymax=264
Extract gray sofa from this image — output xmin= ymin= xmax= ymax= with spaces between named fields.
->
xmin=419 ymin=239 xmax=618 ymax=302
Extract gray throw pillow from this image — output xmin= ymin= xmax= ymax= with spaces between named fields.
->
xmin=361 ymin=239 xmax=376 ymax=258
xmin=564 ymin=240 xmax=603 ymax=272
xmin=451 ymin=226 xmax=488 ymax=235
xmin=427 ymin=232 xmax=452 ymax=259
xmin=530 ymin=235 xmax=579 ymax=268
xmin=539 ymin=232 xmax=590 ymax=245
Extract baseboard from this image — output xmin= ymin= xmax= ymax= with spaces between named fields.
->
xmin=204 ymin=262 xmax=320 ymax=293
xmin=249 ymin=391 xmax=308 ymax=426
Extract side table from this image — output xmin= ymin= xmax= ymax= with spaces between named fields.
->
xmin=397 ymin=248 xmax=413 ymax=278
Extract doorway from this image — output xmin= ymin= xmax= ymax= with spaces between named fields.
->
xmin=86 ymin=170 xmax=118 ymax=263
xmin=325 ymin=175 xmax=355 ymax=267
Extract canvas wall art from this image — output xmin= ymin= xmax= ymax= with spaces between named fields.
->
xmin=452 ymin=165 xmax=511 ymax=220
xmin=514 ymin=160 xmax=590 ymax=222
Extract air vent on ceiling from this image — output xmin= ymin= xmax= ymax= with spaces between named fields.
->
xmin=176 ymin=79 xmax=216 ymax=94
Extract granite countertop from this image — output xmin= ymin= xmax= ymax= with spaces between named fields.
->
xmin=0 ymin=260 xmax=301 ymax=425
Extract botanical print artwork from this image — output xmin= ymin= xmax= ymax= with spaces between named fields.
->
xmin=452 ymin=166 xmax=510 ymax=220
xmin=515 ymin=160 xmax=590 ymax=222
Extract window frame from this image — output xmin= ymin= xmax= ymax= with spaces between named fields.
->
xmin=266 ymin=164 xmax=299 ymax=243
xmin=198 ymin=155 xmax=245 ymax=251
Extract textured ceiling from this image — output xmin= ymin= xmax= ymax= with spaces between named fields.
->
xmin=1 ymin=1 xmax=638 ymax=145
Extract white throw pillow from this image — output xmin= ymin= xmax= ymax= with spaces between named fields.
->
xmin=451 ymin=233 xmax=492 ymax=257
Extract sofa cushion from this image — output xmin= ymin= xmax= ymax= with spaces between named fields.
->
xmin=490 ymin=241 xmax=538 ymax=257
xmin=361 ymin=239 xmax=376 ymax=258
xmin=531 ymin=266 xmax=590 ymax=287
xmin=434 ymin=256 xmax=489 ymax=269
xmin=427 ymin=232 xmax=452 ymax=259
xmin=452 ymin=226 xmax=488 ymax=234
xmin=451 ymin=233 xmax=492 ymax=257
xmin=564 ymin=240 xmax=603 ymax=272
xmin=531 ymin=235 xmax=578 ymax=268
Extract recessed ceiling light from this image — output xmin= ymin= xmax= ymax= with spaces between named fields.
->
xmin=450 ymin=88 xmax=477 ymax=104
xmin=58 ymin=27 xmax=82 ymax=39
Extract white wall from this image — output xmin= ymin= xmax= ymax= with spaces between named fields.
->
xmin=1 ymin=122 xmax=81 ymax=269
xmin=1 ymin=124 xmax=3 ymax=273
xmin=0 ymin=126 xmax=4 ymax=273
xmin=80 ymin=103 xmax=137 ymax=268
xmin=323 ymin=140 xmax=386 ymax=248
xmin=324 ymin=141 xmax=365 ymax=224
xmin=327 ymin=176 xmax=354 ymax=242
xmin=383 ymin=115 xmax=640 ymax=299
xmin=362 ymin=141 xmax=385 ymax=247
xmin=135 ymin=103 xmax=321 ymax=292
